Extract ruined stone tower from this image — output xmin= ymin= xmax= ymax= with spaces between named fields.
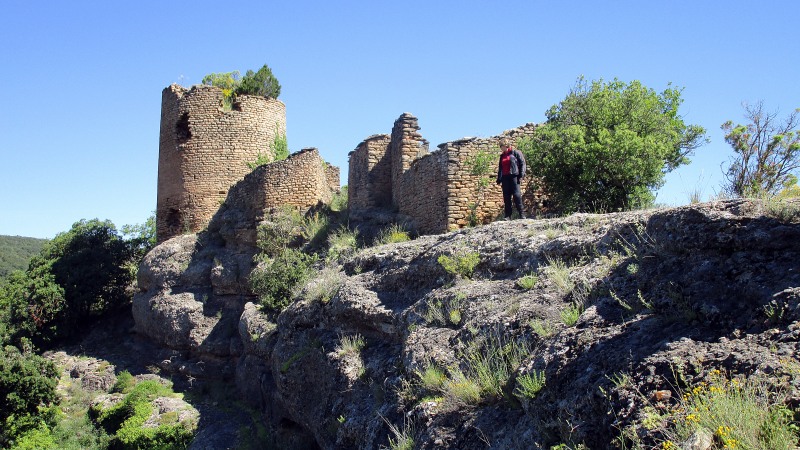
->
xmin=157 ymin=84 xmax=286 ymax=242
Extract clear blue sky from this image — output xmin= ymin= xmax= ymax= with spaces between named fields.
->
xmin=1 ymin=1 xmax=798 ymax=239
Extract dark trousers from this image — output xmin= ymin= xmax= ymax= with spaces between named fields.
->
xmin=501 ymin=175 xmax=524 ymax=218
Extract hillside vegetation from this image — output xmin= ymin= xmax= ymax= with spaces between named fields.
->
xmin=131 ymin=198 xmax=800 ymax=449
xmin=0 ymin=235 xmax=47 ymax=279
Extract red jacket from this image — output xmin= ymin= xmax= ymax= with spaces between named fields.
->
xmin=496 ymin=149 xmax=526 ymax=183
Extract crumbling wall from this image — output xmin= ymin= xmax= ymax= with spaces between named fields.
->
xmin=219 ymin=148 xmax=339 ymax=229
xmin=347 ymin=134 xmax=392 ymax=212
xmin=390 ymin=114 xmax=429 ymax=207
xmin=324 ymin=163 xmax=341 ymax=194
xmin=442 ymin=123 xmax=542 ymax=228
xmin=348 ymin=115 xmax=544 ymax=235
xmin=394 ymin=150 xmax=449 ymax=234
xmin=157 ymin=84 xmax=286 ymax=242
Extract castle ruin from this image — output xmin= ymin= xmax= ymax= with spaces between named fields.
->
xmin=157 ymin=83 xmax=545 ymax=242
xmin=157 ymin=84 xmax=339 ymax=242
xmin=348 ymin=113 xmax=545 ymax=234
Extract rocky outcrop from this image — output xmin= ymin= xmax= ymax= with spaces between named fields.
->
xmin=134 ymin=199 xmax=800 ymax=448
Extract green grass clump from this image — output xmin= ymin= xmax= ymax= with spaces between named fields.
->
xmin=529 ymin=319 xmax=556 ymax=338
xmin=559 ymin=302 xmax=583 ymax=326
xmin=423 ymin=293 xmax=464 ymax=327
xmin=514 ymin=370 xmax=546 ymax=399
xmin=336 ymin=334 xmax=365 ymax=357
xmin=327 ymin=227 xmax=359 ymax=261
xmin=516 ymin=272 xmax=538 ymax=290
xmin=659 ymin=370 xmax=799 ymax=450
xmin=438 ymin=250 xmax=480 ymax=279
xmin=443 ymin=369 xmax=482 ymax=405
xmin=545 ymin=256 xmax=573 ymax=293
xmin=386 ymin=418 xmax=414 ymax=450
xmin=416 ymin=335 xmax=531 ymax=406
xmin=417 ymin=365 xmax=447 ymax=393
xmin=302 ymin=266 xmax=343 ymax=304
xmin=376 ymin=223 xmax=411 ymax=245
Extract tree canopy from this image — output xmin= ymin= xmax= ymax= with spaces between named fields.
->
xmin=0 ymin=219 xmax=133 ymax=347
xmin=201 ymin=71 xmax=241 ymax=91
xmin=518 ymin=77 xmax=707 ymax=213
xmin=236 ymin=64 xmax=281 ymax=99
xmin=721 ymin=101 xmax=800 ymax=197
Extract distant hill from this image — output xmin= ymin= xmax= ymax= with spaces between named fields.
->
xmin=0 ymin=235 xmax=47 ymax=279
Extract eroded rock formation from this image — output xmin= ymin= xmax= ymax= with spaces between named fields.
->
xmin=133 ymin=198 xmax=800 ymax=448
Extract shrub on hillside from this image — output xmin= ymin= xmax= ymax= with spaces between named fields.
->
xmin=256 ymin=207 xmax=305 ymax=258
xmin=0 ymin=344 xmax=59 ymax=446
xmin=0 ymin=219 xmax=133 ymax=347
xmin=91 ymin=379 xmax=195 ymax=450
xmin=250 ymin=249 xmax=317 ymax=313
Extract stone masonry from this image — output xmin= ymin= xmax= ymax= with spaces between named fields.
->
xmin=157 ymin=84 xmax=287 ymax=242
xmin=348 ymin=113 xmax=544 ymax=234
xmin=220 ymin=148 xmax=339 ymax=229
xmin=157 ymin=82 xmax=543 ymax=242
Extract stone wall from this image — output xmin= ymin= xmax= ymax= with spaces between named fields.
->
xmin=157 ymin=84 xmax=287 ymax=242
xmin=394 ymin=149 xmax=449 ymax=234
xmin=390 ymin=113 xmax=429 ymax=207
xmin=218 ymin=148 xmax=339 ymax=230
xmin=347 ymin=134 xmax=392 ymax=212
xmin=442 ymin=123 xmax=542 ymax=229
xmin=348 ymin=114 xmax=544 ymax=235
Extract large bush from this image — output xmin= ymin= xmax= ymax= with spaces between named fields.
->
xmin=0 ymin=219 xmax=133 ymax=346
xmin=250 ymin=249 xmax=317 ymax=313
xmin=236 ymin=64 xmax=281 ymax=99
xmin=519 ymin=77 xmax=707 ymax=213
xmin=0 ymin=344 xmax=59 ymax=446
xmin=91 ymin=379 xmax=195 ymax=449
xmin=34 ymin=220 xmax=132 ymax=334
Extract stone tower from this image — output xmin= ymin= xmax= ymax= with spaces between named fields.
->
xmin=157 ymin=84 xmax=286 ymax=242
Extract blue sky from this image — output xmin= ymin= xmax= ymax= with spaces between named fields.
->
xmin=1 ymin=1 xmax=798 ymax=239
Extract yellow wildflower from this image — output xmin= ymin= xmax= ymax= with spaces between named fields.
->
xmin=724 ymin=438 xmax=739 ymax=448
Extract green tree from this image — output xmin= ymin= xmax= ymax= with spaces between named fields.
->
xmin=201 ymin=71 xmax=241 ymax=91
xmin=0 ymin=344 xmax=59 ymax=446
xmin=0 ymin=219 xmax=133 ymax=346
xmin=518 ymin=77 xmax=707 ymax=213
xmin=36 ymin=220 xmax=133 ymax=335
xmin=122 ymin=213 xmax=156 ymax=262
xmin=721 ymin=101 xmax=800 ymax=197
xmin=0 ymin=270 xmax=64 ymax=346
xmin=236 ymin=64 xmax=281 ymax=99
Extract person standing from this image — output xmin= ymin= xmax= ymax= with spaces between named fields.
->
xmin=496 ymin=137 xmax=526 ymax=219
